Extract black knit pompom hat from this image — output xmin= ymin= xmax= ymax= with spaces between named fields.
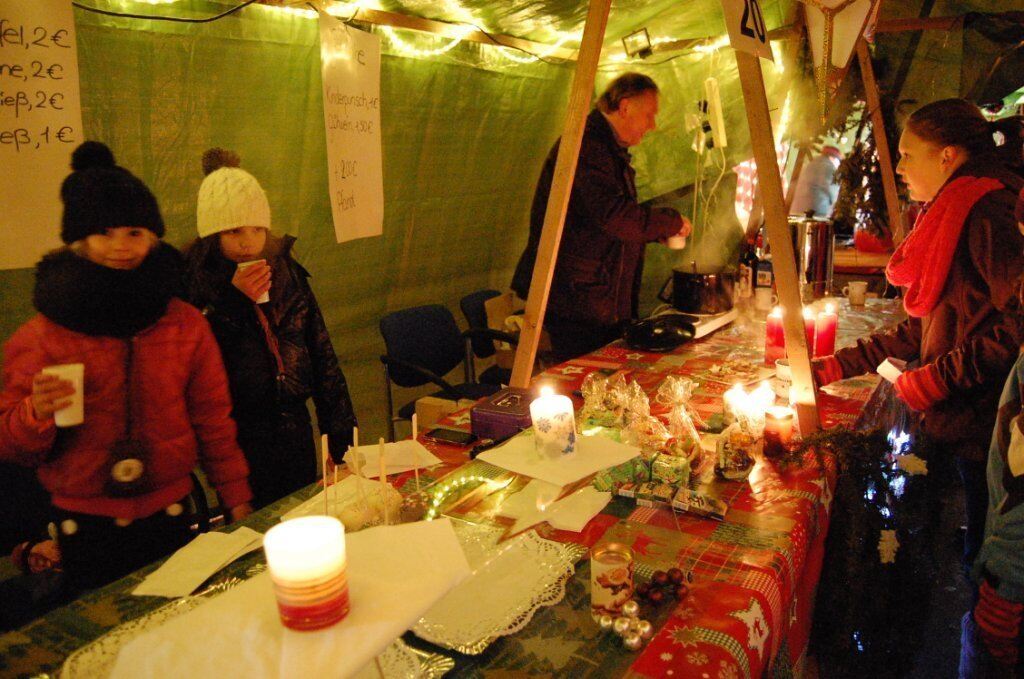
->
xmin=59 ymin=141 xmax=165 ymax=243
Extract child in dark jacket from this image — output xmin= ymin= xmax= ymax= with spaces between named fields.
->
xmin=183 ymin=149 xmax=357 ymax=509
xmin=0 ymin=142 xmax=253 ymax=593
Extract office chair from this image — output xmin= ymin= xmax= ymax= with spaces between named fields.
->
xmin=379 ymin=304 xmax=503 ymax=441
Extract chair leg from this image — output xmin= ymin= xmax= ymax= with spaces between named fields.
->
xmin=384 ymin=364 xmax=396 ymax=443
xmin=464 ymin=338 xmax=476 ymax=384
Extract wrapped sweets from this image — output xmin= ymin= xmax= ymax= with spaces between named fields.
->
xmin=593 ymin=457 xmax=652 ymax=492
xmin=621 ymin=410 xmax=671 ymax=457
xmin=337 ymin=484 xmax=402 ymax=531
xmin=671 ymin=488 xmax=728 ymax=521
xmin=715 ymin=423 xmax=760 ymax=481
xmin=656 ymin=376 xmax=707 ymax=430
xmin=617 ymin=482 xmax=676 ymax=508
xmin=651 ymin=452 xmax=690 ymax=485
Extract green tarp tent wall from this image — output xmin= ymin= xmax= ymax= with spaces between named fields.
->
xmin=1 ymin=0 xmax=1019 ymax=437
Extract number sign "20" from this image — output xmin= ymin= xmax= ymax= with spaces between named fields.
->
xmin=739 ymin=0 xmax=767 ymax=43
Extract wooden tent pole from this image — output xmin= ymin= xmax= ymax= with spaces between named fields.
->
xmin=509 ymin=0 xmax=613 ymax=388
xmin=735 ymin=51 xmax=819 ymax=433
xmin=856 ymin=39 xmax=905 ymax=244
xmin=784 ymin=146 xmax=810 ymax=215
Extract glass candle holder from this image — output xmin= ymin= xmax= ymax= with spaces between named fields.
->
xmin=763 ymin=406 xmax=795 ymax=459
xmin=590 ymin=542 xmax=634 ymax=619
xmin=530 ymin=386 xmax=576 ymax=459
xmin=263 ymin=516 xmax=349 ymax=631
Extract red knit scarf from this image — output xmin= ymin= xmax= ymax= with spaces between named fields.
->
xmin=886 ymin=176 xmax=1004 ymax=317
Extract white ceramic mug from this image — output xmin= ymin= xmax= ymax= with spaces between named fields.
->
xmin=753 ymin=287 xmax=778 ymax=311
xmin=666 ymin=234 xmax=687 ymax=250
xmin=773 ymin=358 xmax=792 ymax=398
xmin=237 ymin=259 xmax=270 ymax=304
xmin=842 ymin=281 xmax=868 ymax=306
xmin=42 ymin=363 xmax=84 ymax=427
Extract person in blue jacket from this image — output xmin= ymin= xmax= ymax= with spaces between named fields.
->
xmin=962 ymin=187 xmax=1024 ymax=678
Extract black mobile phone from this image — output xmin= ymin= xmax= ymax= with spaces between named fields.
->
xmin=423 ymin=427 xmax=477 ymax=446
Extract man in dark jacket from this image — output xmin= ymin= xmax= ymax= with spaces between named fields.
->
xmin=511 ymin=73 xmax=691 ymax=361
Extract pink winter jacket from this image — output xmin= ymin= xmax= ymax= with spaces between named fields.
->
xmin=0 ymin=299 xmax=252 ymax=518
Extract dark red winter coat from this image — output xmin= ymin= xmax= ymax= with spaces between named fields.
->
xmin=512 ymin=109 xmax=683 ymax=326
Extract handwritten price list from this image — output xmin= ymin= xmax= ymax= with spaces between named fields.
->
xmin=1 ymin=1 xmax=84 ymax=270
xmin=0 ymin=17 xmax=77 ymax=152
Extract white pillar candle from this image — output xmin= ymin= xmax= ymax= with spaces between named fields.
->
xmin=263 ymin=516 xmax=350 ymax=630
xmin=723 ymin=383 xmax=747 ymax=426
xmin=530 ymin=386 xmax=577 ymax=460
xmin=264 ymin=516 xmax=346 ymax=584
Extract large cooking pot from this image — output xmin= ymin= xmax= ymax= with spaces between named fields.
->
xmin=789 ymin=213 xmax=835 ymax=299
xmin=658 ymin=265 xmax=736 ymax=314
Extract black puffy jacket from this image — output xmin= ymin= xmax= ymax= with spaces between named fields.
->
xmin=183 ymin=235 xmax=356 ymax=506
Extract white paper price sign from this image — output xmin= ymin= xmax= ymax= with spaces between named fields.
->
xmin=0 ymin=0 xmax=85 ymax=269
xmin=721 ymin=0 xmax=775 ymax=61
xmin=318 ymin=9 xmax=383 ymax=244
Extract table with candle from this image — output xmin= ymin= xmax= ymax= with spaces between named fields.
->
xmin=3 ymin=299 xmax=909 ymax=679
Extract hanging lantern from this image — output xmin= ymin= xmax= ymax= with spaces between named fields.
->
xmin=800 ymin=0 xmax=879 ymax=121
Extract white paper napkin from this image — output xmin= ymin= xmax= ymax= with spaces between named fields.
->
xmin=110 ymin=519 xmax=470 ymax=679
xmin=478 ymin=431 xmax=639 ymax=487
xmin=497 ymin=481 xmax=611 ymax=534
xmin=345 ymin=440 xmax=442 ymax=478
xmin=131 ymin=527 xmax=263 ymax=598
xmin=283 ymin=475 xmax=366 ymax=520
xmin=876 ymin=357 xmax=907 ymax=384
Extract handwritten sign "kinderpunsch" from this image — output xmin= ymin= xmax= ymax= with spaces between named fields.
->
xmin=318 ymin=10 xmax=382 ymax=244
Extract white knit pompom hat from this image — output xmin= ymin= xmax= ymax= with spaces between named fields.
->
xmin=196 ymin=165 xmax=271 ymax=238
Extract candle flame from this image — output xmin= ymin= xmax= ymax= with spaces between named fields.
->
xmin=802 ymin=307 xmax=814 ymax=320
xmin=825 ymin=302 xmax=835 ymax=314
xmin=770 ymin=306 xmax=782 ymax=317
xmin=540 ymin=386 xmax=554 ymax=397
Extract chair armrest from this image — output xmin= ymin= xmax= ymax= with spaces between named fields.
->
xmin=463 ymin=328 xmax=518 ymax=346
xmin=379 ymin=355 xmax=460 ymax=397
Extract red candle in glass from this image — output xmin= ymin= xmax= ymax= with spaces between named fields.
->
xmin=764 ymin=306 xmax=786 ymax=366
xmin=802 ymin=307 xmax=816 ymax=353
xmin=814 ymin=303 xmax=838 ymax=357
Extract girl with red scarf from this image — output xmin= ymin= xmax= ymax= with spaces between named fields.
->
xmin=812 ymin=100 xmax=1024 ymax=581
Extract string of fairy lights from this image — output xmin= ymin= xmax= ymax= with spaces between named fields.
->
xmin=78 ymin=0 xmax=793 ymax=68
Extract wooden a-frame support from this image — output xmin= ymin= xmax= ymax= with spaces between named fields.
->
xmin=857 ymin=38 xmax=905 ymax=245
xmin=509 ymin=0 xmax=612 ymax=389
xmin=735 ymin=51 xmax=820 ymax=434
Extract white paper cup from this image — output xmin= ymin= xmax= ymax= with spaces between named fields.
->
xmin=753 ymin=287 xmax=777 ymax=311
xmin=842 ymin=281 xmax=868 ymax=306
xmin=42 ymin=363 xmax=84 ymax=427
xmin=237 ymin=259 xmax=270 ymax=304
xmin=666 ymin=234 xmax=687 ymax=250
xmin=774 ymin=358 xmax=792 ymax=398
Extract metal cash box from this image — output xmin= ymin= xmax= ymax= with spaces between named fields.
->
xmin=470 ymin=387 xmax=533 ymax=441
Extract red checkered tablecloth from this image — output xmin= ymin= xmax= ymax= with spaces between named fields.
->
xmin=418 ymin=298 xmax=905 ymax=678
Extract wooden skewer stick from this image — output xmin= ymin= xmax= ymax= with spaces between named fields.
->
xmin=378 ymin=437 xmax=389 ymax=525
xmin=349 ymin=444 xmax=366 ymax=507
xmin=321 ymin=434 xmax=329 ymax=515
xmin=412 ymin=413 xmax=421 ymax=493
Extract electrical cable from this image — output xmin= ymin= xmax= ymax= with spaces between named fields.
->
xmin=71 ymin=0 xmax=260 ymax=23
